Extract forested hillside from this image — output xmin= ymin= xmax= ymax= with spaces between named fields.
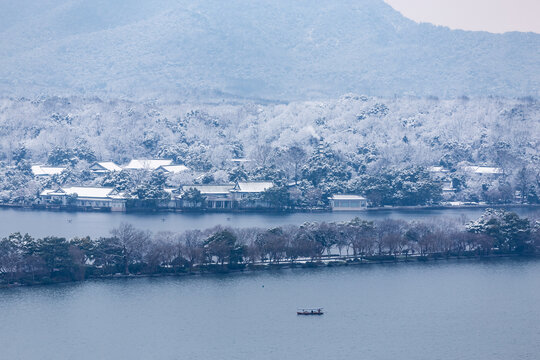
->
xmin=0 ymin=95 xmax=538 ymax=206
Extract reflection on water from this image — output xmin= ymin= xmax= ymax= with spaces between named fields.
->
xmin=0 ymin=258 xmax=539 ymax=360
xmin=0 ymin=206 xmax=538 ymax=238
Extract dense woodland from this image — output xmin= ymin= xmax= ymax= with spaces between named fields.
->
xmin=0 ymin=209 xmax=538 ymax=285
xmin=0 ymin=95 xmax=538 ymax=208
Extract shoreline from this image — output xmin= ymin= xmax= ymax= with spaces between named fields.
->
xmin=2 ymin=252 xmax=537 ymax=289
xmin=0 ymin=202 xmax=538 ymax=215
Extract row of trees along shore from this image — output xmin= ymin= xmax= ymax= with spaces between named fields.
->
xmin=0 ymin=209 xmax=538 ymax=286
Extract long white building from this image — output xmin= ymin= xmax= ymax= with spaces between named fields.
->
xmin=39 ymin=186 xmax=127 ymax=212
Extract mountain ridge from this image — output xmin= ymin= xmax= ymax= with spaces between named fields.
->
xmin=0 ymin=0 xmax=538 ymax=100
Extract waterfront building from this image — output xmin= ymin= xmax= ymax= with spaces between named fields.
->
xmin=232 ymin=182 xmax=273 ymax=198
xmin=231 ymin=181 xmax=274 ymax=208
xmin=329 ymin=194 xmax=368 ymax=211
xmin=39 ymin=186 xmax=127 ymax=211
xmin=179 ymin=181 xmax=274 ymax=209
xmin=179 ymin=184 xmax=235 ymax=209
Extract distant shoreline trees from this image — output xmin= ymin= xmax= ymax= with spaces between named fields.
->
xmin=0 ymin=209 xmax=538 ymax=286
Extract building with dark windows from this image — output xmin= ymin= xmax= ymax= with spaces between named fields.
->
xmin=329 ymin=194 xmax=367 ymax=211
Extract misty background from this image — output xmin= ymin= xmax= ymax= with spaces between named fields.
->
xmin=0 ymin=0 xmax=538 ymax=101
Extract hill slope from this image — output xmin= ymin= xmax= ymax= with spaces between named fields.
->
xmin=0 ymin=0 xmax=538 ymax=100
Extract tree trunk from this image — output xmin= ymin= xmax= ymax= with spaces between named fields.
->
xmin=124 ymin=255 xmax=129 ymax=275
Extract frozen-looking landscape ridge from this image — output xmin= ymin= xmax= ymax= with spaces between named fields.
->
xmin=0 ymin=0 xmax=538 ymax=100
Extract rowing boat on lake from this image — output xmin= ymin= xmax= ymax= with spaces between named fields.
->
xmin=297 ymin=308 xmax=324 ymax=315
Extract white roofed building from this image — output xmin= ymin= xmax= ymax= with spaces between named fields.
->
xmin=179 ymin=184 xmax=235 ymax=209
xmin=232 ymin=181 xmax=274 ymax=195
xmin=182 ymin=184 xmax=235 ymax=195
xmin=428 ymin=166 xmax=449 ymax=173
xmin=178 ymin=182 xmax=275 ymax=209
xmin=428 ymin=166 xmax=450 ymax=179
xmin=231 ymin=181 xmax=274 ymax=208
xmin=428 ymin=166 xmax=455 ymax=198
xmin=463 ymin=165 xmax=503 ymax=176
xmin=441 ymin=180 xmax=456 ymax=194
xmin=124 ymin=159 xmax=173 ymax=171
xmin=39 ymin=186 xmax=127 ymax=211
xmin=229 ymin=158 xmax=253 ymax=166
xmin=90 ymin=161 xmax=122 ymax=174
xmin=31 ymin=165 xmax=66 ymax=177
xmin=329 ymin=194 xmax=368 ymax=211
xmin=156 ymin=165 xmax=189 ymax=174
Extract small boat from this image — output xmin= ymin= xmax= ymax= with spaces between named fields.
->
xmin=297 ymin=308 xmax=324 ymax=315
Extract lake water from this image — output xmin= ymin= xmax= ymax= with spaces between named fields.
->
xmin=0 ymin=206 xmax=538 ymax=238
xmin=0 ymin=258 xmax=538 ymax=360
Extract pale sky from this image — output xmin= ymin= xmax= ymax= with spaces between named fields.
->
xmin=384 ymin=0 xmax=540 ymax=33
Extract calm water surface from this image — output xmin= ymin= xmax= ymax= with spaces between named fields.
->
xmin=0 ymin=259 xmax=539 ymax=360
xmin=0 ymin=206 xmax=538 ymax=238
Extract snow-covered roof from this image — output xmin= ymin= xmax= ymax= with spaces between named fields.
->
xmin=229 ymin=158 xmax=252 ymax=163
xmin=442 ymin=183 xmax=456 ymax=192
xmin=41 ymin=186 xmax=116 ymax=199
xmin=428 ymin=166 xmax=448 ymax=173
xmin=233 ymin=181 xmax=273 ymax=193
xmin=40 ymin=188 xmax=61 ymax=196
xmin=109 ymin=192 xmax=129 ymax=200
xmin=158 ymin=165 xmax=189 ymax=173
xmin=182 ymin=185 xmax=234 ymax=194
xmin=91 ymin=161 xmax=122 ymax=172
xmin=464 ymin=166 xmax=503 ymax=174
xmin=124 ymin=159 xmax=173 ymax=170
xmin=31 ymin=165 xmax=66 ymax=176
xmin=330 ymin=194 xmax=367 ymax=200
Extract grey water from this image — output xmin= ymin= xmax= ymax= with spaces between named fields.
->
xmin=0 ymin=259 xmax=539 ymax=360
xmin=0 ymin=206 xmax=538 ymax=238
